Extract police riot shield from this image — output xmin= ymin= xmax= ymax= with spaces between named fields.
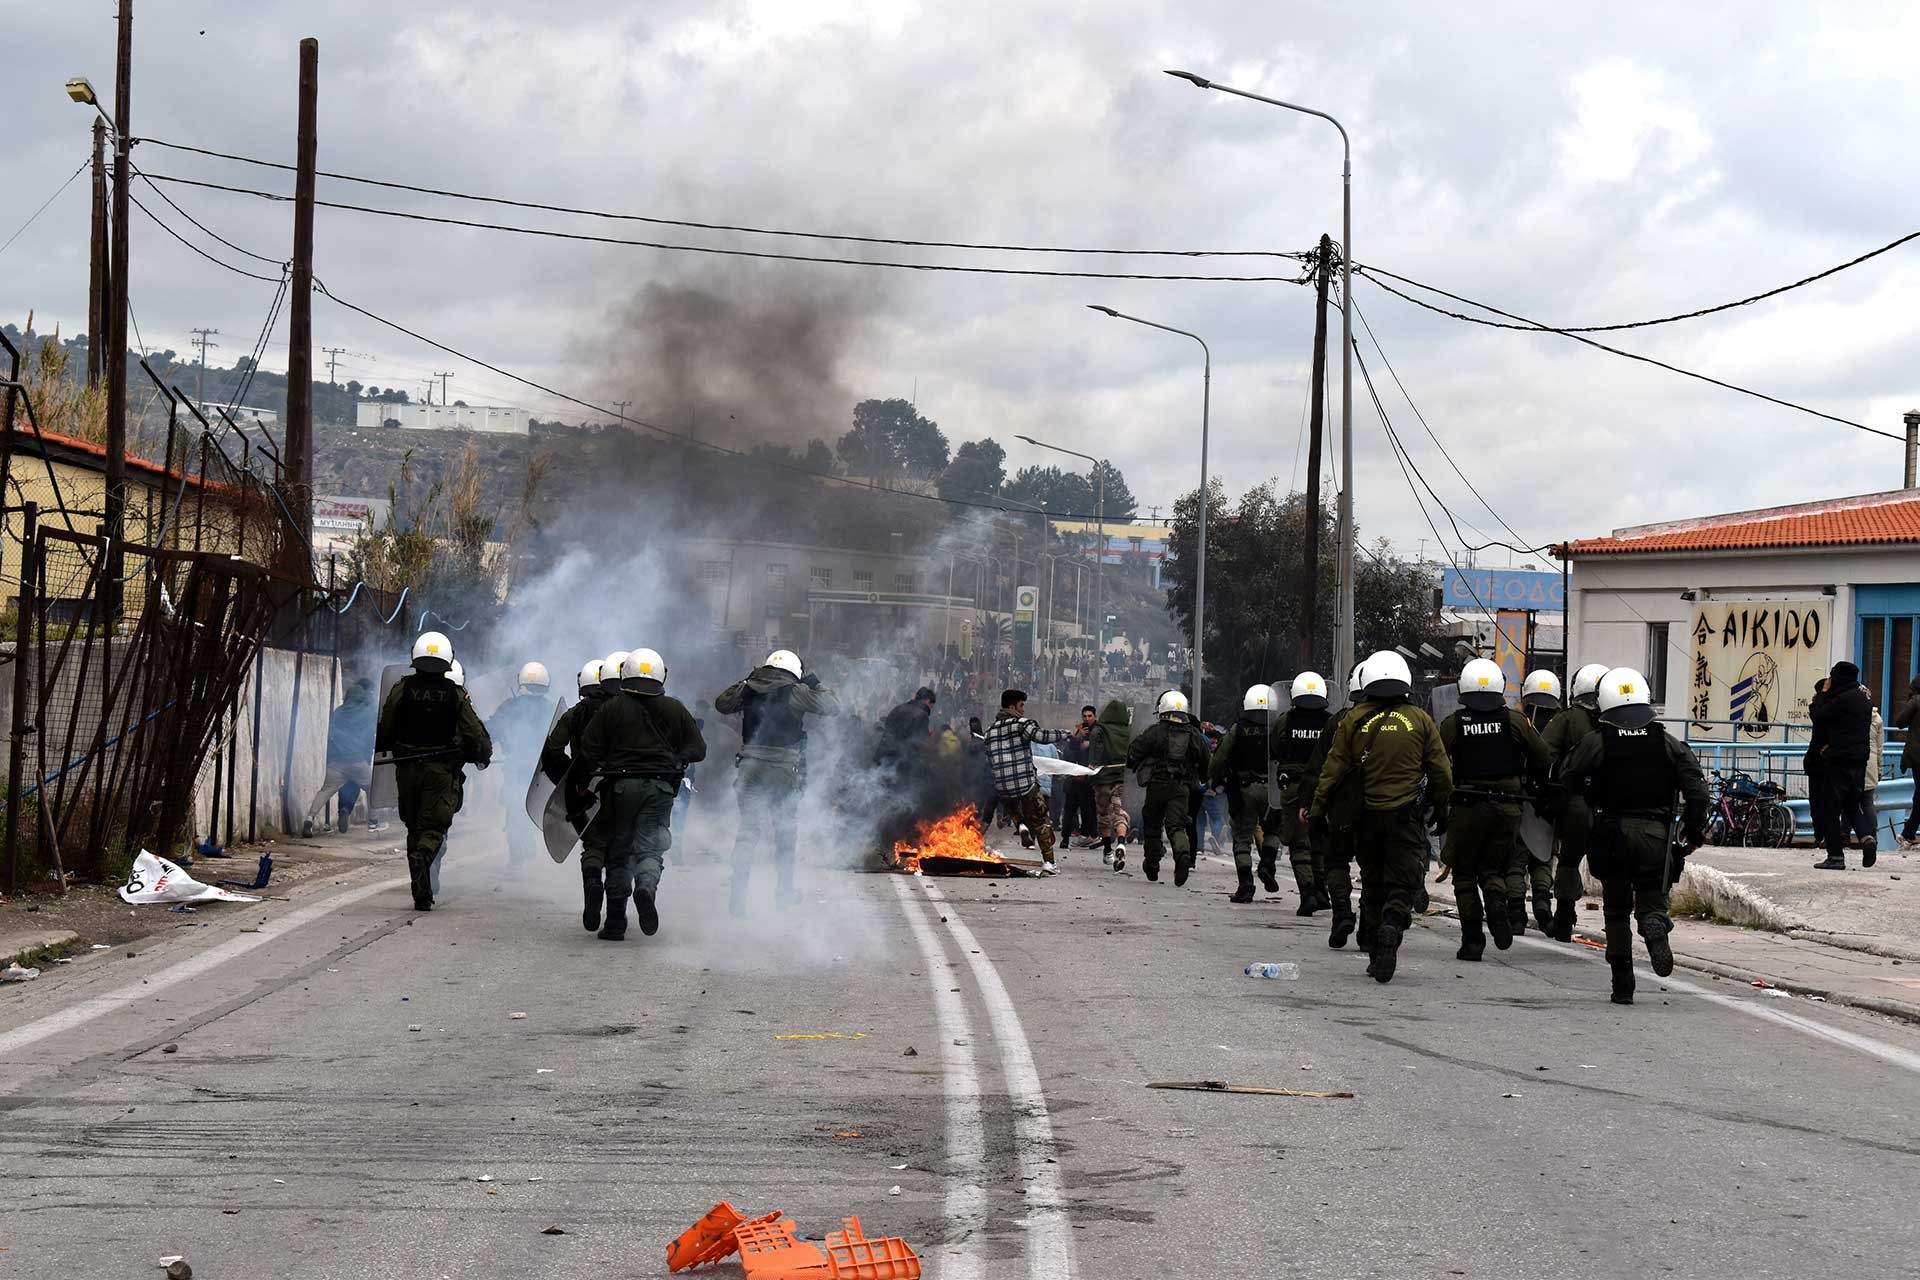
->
xmin=367 ymin=663 xmax=410 ymax=817
xmin=1520 ymin=800 xmax=1556 ymax=865
xmin=524 ymin=701 xmax=597 ymax=862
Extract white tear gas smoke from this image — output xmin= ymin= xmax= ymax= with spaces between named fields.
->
xmin=433 ymin=493 xmax=1012 ymax=972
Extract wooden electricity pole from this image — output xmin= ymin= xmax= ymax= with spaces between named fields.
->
xmin=1300 ymin=234 xmax=1332 ymax=670
xmin=103 ymin=0 xmax=134 ymax=619
xmin=281 ymin=36 xmax=319 ymax=583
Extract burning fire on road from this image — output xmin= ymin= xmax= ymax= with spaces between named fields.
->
xmin=892 ymin=805 xmax=1030 ymax=877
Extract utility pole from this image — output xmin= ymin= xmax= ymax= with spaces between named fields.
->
xmin=190 ymin=327 xmax=219 ymax=405
xmin=434 ymin=371 xmax=453 ymax=405
xmin=103 ymin=0 xmax=133 ymax=620
xmin=87 ymin=118 xmax=108 ymax=387
xmin=1300 ymin=233 xmax=1332 ymax=671
xmin=613 ymin=400 xmax=631 ymax=430
xmin=321 ymin=345 xmax=346 ymax=385
xmin=280 ymin=35 xmax=318 ymax=584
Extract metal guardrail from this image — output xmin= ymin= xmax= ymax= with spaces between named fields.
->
xmin=1667 ymin=719 xmax=1911 ymax=843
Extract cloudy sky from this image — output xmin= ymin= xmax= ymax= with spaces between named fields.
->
xmin=5 ymin=1 xmax=1918 ymax=560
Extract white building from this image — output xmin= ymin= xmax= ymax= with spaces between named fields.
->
xmin=1561 ymin=488 xmax=1920 ymax=735
xmin=196 ymin=403 xmax=277 ymax=430
xmin=354 ymin=402 xmax=530 ymax=435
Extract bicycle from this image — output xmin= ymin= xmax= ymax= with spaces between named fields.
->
xmin=1704 ymin=769 xmax=1793 ymax=847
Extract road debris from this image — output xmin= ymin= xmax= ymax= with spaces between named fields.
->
xmin=511 ymin=1012 xmax=528 ymax=1020
xmin=161 ymin=1043 xmax=179 ymax=1054
xmin=475 ymin=1175 xmax=494 ymax=1183
xmin=834 ymin=1131 xmax=863 ymax=1139
xmin=668 ymin=1201 xmax=922 ymax=1277
xmin=1502 ymin=1092 xmax=1522 ymax=1099
xmin=119 ymin=851 xmax=261 ymax=905
xmin=902 ymin=1046 xmax=918 ymax=1057
xmin=1148 ymin=1080 xmax=1354 ymax=1099
xmin=1 ymin=964 xmax=41 ymax=982
xmin=541 ymin=1226 xmax=567 ymax=1235
xmin=158 ymin=1258 xmax=192 ymax=1280
xmin=774 ymin=1032 xmax=869 ymax=1041
xmin=1242 ymin=963 xmax=1300 ymax=980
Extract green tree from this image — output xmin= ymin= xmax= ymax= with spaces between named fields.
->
xmin=937 ymin=437 xmax=1007 ymax=501
xmin=1162 ymin=478 xmax=1438 ymax=723
xmin=836 ymin=398 xmax=950 ymax=477
xmin=1090 ymin=459 xmax=1138 ymax=523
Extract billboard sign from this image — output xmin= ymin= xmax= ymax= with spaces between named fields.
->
xmin=1014 ymin=585 xmax=1038 ymax=662
xmin=1442 ymin=567 xmax=1564 ymax=612
xmin=1493 ymin=610 xmax=1530 ymax=706
xmin=1687 ymin=600 xmax=1830 ymax=740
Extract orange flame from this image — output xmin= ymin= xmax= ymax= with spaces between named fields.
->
xmin=894 ymin=804 xmax=1000 ymax=872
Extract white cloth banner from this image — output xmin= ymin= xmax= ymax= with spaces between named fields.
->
xmin=1032 ymin=754 xmax=1097 ymax=779
xmin=118 ymin=850 xmax=262 ymax=904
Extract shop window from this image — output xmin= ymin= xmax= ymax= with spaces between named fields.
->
xmin=853 ymin=569 xmax=874 ymax=592
xmin=765 ymin=562 xmax=788 ymax=586
xmin=810 ymin=566 xmax=831 ymax=590
xmin=1645 ymin=622 xmax=1669 ymax=705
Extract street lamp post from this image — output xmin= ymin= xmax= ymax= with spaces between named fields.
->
xmin=1166 ymin=69 xmax=1355 ymax=695
xmin=1087 ymin=305 xmax=1210 ymax=718
xmin=1016 ymin=434 xmax=1105 ymax=699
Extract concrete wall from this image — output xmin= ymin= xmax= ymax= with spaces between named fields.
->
xmin=191 ymin=647 xmax=340 ymax=842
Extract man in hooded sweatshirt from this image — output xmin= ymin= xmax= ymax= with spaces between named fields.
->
xmin=714 ymin=648 xmax=841 ymax=914
xmin=1087 ymin=698 xmax=1134 ymax=871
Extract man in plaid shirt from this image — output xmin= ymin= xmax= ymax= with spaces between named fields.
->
xmin=985 ymin=688 xmax=1084 ymax=875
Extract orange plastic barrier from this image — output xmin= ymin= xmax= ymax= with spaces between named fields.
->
xmin=668 ymin=1204 xmax=921 ymax=1279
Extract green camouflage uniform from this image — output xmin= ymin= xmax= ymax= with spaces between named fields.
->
xmin=714 ymin=665 xmax=841 ymax=913
xmin=574 ymin=687 xmax=706 ymax=935
xmin=1127 ymin=711 xmax=1210 ymax=882
xmin=1543 ymin=702 xmax=1602 ymax=937
xmin=377 ymin=671 xmax=492 ymax=909
xmin=1271 ymin=706 xmax=1334 ymax=907
xmin=1313 ymin=698 xmax=1452 ymax=979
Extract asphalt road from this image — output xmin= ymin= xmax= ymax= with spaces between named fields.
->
xmin=4 ymin=820 xmax=1920 ymax=1280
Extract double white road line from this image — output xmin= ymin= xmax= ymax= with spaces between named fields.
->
xmin=890 ymin=876 xmax=1076 ymax=1280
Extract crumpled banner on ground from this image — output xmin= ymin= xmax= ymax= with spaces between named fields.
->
xmin=118 ymin=850 xmax=262 ymax=904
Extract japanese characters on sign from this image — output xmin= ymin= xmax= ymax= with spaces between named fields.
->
xmin=1687 ymin=600 xmax=1829 ymax=740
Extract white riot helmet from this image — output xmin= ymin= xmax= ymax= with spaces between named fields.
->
xmin=1571 ymin=663 xmax=1609 ymax=707
xmin=601 ymin=651 xmax=629 ymax=692
xmin=448 ymin=658 xmax=466 ymax=689
xmin=1597 ymin=666 xmax=1656 ymax=729
xmin=1458 ymin=657 xmax=1506 ymax=711
xmin=411 ymin=630 xmax=453 ymax=674
xmin=1360 ymin=651 xmax=1413 ymax=700
xmin=1289 ymin=671 xmax=1329 ymax=711
xmin=577 ymin=659 xmax=604 ymax=693
xmin=765 ymin=649 xmax=803 ymax=678
xmin=1156 ymin=689 xmax=1190 ymax=717
xmin=517 ymin=661 xmax=550 ymax=695
xmin=1349 ymin=666 xmax=1365 ymax=696
xmin=1521 ymin=669 xmax=1563 ymax=710
xmin=1242 ymin=683 xmax=1274 ymax=713
xmin=621 ymin=647 xmax=667 ymax=692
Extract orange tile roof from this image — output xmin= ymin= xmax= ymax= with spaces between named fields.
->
xmin=1564 ymin=495 xmax=1920 ymax=556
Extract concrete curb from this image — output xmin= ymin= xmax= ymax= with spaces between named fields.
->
xmin=1 ymin=928 xmax=78 ymax=966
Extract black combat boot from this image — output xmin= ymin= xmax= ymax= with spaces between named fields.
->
xmin=634 ymin=888 xmax=660 ymax=937
xmin=581 ymin=866 xmax=604 ymax=933
xmin=1329 ymin=905 xmax=1356 ymax=949
xmin=1642 ymin=916 xmax=1675 ymax=977
xmin=1610 ymin=959 xmax=1635 ymax=1005
xmin=596 ymin=892 xmax=628 ymax=941
xmin=1292 ymin=868 xmax=1320 ymax=917
xmin=1173 ymin=854 xmax=1192 ymax=887
xmin=408 ymin=854 xmax=433 ymax=912
xmin=1257 ymin=849 xmax=1281 ymax=894
xmin=1229 ymin=865 xmax=1256 ymax=903
xmin=1508 ymin=896 xmax=1529 ymax=937
xmin=1863 ymin=837 xmax=1878 ymax=869
xmin=1548 ymin=899 xmax=1577 ymax=942
xmin=1486 ymin=891 xmax=1514 ymax=950
xmin=1456 ymin=926 xmax=1485 ymax=962
xmin=1370 ymin=922 xmax=1403 ymax=984
xmin=1532 ymin=888 xmax=1553 ymax=933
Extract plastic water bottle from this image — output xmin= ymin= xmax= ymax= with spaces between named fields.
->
xmin=1243 ymin=962 xmax=1299 ymax=980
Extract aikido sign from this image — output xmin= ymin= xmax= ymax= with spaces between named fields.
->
xmin=1687 ymin=600 xmax=1829 ymax=740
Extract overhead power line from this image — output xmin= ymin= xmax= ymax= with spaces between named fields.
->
xmin=0 ymin=156 xmax=89 ymax=261
xmin=1355 ymin=264 xmax=1904 ymax=443
xmin=134 ymin=135 xmax=1305 ymax=260
xmin=1371 ymin=229 xmax=1920 ymax=334
xmin=143 ymin=172 xmax=1313 ymax=284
